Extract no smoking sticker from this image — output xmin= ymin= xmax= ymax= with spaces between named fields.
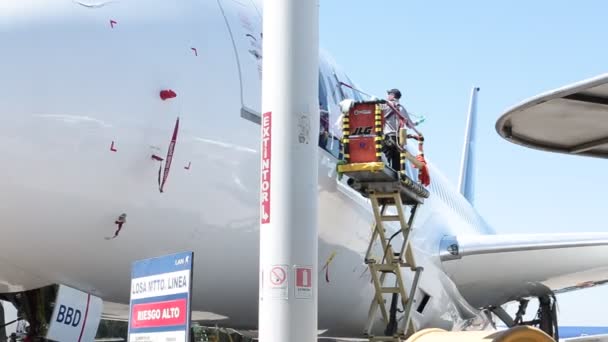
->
xmin=267 ymin=265 xmax=288 ymax=299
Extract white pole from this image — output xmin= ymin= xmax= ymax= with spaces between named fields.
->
xmin=0 ymin=301 xmax=6 ymax=342
xmin=258 ymin=0 xmax=319 ymax=341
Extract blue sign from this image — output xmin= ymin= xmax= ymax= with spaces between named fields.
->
xmin=127 ymin=251 xmax=194 ymax=342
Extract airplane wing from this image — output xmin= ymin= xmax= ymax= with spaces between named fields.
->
xmin=439 ymin=233 xmax=608 ymax=308
xmin=558 ymin=327 xmax=608 ymax=341
xmin=561 ymin=334 xmax=608 ymax=342
xmin=495 ymin=73 xmax=608 ymax=159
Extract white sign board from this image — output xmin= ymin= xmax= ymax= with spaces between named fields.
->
xmin=46 ymin=285 xmax=103 ymax=342
xmin=128 ymin=251 xmax=194 ymax=342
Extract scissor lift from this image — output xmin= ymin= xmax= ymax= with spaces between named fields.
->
xmin=337 ymin=100 xmax=430 ymax=341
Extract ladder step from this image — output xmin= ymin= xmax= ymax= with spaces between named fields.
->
xmin=381 ymin=215 xmax=401 ymax=221
xmin=372 ymin=264 xmax=399 ymax=272
xmin=380 ymin=287 xmax=401 ymax=294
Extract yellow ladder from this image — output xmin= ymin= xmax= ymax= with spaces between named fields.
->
xmin=364 ymin=191 xmax=423 ymax=342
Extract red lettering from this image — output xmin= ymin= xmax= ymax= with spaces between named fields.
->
xmin=130 ymin=299 xmax=187 ymax=329
xmin=260 ymin=112 xmax=272 ymax=224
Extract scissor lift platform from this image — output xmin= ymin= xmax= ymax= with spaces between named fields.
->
xmin=336 ymin=100 xmax=432 ymax=341
xmin=339 ymin=161 xmax=429 ymax=206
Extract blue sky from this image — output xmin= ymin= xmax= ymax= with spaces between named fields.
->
xmin=320 ymin=0 xmax=608 ymax=326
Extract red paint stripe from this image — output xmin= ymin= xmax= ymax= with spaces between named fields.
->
xmin=78 ymin=294 xmax=91 ymax=342
xmin=160 ymin=117 xmax=179 ymax=192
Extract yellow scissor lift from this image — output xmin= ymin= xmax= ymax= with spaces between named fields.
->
xmin=337 ymin=100 xmax=430 ymax=342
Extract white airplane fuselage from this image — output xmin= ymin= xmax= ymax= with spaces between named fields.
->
xmin=0 ymin=0 xmax=496 ymax=337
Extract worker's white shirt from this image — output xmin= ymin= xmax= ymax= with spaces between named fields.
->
xmin=381 ymin=99 xmax=411 ymax=134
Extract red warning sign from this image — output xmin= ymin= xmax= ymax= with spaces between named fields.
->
xmin=130 ymin=299 xmax=187 ymax=329
xmin=260 ymin=111 xmax=272 ymax=224
xmin=295 ymin=266 xmax=313 ymax=299
xmin=296 ymin=268 xmax=311 ymax=287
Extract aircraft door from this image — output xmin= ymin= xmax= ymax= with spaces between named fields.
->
xmin=217 ymin=0 xmax=263 ymax=122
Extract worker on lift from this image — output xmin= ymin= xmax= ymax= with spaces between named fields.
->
xmin=381 ymin=88 xmax=430 ymax=186
xmin=337 ymin=88 xmax=430 ymax=186
xmin=380 ymin=88 xmax=413 ymax=172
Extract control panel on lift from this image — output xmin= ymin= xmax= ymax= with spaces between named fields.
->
xmin=343 ymin=101 xmax=384 ymax=164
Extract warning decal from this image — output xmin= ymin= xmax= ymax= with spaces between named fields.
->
xmin=260 ymin=111 xmax=272 ymax=224
xmin=130 ymin=299 xmax=187 ymax=329
xmin=267 ymin=265 xmax=288 ymax=299
xmin=295 ymin=266 xmax=313 ymax=299
xmin=270 ymin=266 xmax=286 ymax=285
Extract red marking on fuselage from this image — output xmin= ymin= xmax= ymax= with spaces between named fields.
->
xmin=159 ymin=117 xmax=179 ymax=192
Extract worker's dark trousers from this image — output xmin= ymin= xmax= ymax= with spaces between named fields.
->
xmin=382 ymin=133 xmax=401 ymax=172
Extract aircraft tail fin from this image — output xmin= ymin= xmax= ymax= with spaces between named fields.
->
xmin=457 ymin=86 xmax=480 ymax=205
